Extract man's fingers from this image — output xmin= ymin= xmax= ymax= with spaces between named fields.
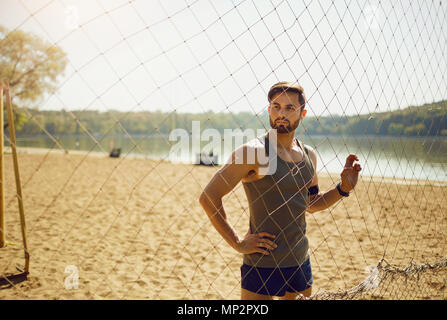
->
xmin=255 ymin=248 xmax=270 ymax=255
xmin=256 ymin=233 xmax=277 ymax=249
xmin=257 ymin=232 xmax=276 ymax=239
xmin=343 ymin=164 xmax=361 ymax=174
xmin=256 ymin=239 xmax=277 ymax=250
xmin=344 ymin=154 xmax=359 ymax=168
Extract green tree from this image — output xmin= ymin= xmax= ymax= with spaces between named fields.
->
xmin=0 ymin=25 xmax=67 ymax=102
xmin=388 ymin=123 xmax=404 ymax=135
xmin=1 ymin=25 xmax=67 ymax=130
xmin=404 ymin=123 xmax=427 ymax=136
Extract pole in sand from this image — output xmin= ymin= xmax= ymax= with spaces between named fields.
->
xmin=0 ymin=85 xmax=5 ymax=248
xmin=4 ymin=85 xmax=29 ymax=273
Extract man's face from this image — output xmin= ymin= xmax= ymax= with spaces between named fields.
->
xmin=268 ymin=90 xmax=307 ymax=134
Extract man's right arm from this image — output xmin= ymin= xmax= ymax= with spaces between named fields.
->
xmin=198 ymin=146 xmax=276 ymax=255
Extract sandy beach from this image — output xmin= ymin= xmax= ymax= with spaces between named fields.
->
xmin=1 ymin=148 xmax=446 ymax=299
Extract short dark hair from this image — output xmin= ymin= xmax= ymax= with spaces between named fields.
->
xmin=267 ymin=81 xmax=306 ymax=109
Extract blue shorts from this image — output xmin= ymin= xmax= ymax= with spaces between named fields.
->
xmin=241 ymin=258 xmax=313 ymax=297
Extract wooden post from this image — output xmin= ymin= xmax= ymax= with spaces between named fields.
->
xmin=5 ymin=86 xmax=29 ymax=273
xmin=0 ymin=85 xmax=5 ymax=248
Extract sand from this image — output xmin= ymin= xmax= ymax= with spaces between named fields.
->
xmin=1 ymin=148 xmax=446 ymax=299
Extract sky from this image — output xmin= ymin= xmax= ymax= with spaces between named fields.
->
xmin=1 ymin=0 xmax=446 ymax=118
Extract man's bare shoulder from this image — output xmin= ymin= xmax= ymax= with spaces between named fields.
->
xmin=245 ymin=135 xmax=267 ymax=150
xmin=303 ymin=143 xmax=317 ymax=167
xmin=225 ymin=135 xmax=267 ymax=166
xmin=303 ymin=143 xmax=316 ymax=157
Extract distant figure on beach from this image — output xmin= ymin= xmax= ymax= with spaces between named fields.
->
xmin=109 ymin=138 xmax=121 ymax=158
xmin=199 ymin=81 xmax=362 ymax=300
xmin=196 ymin=151 xmax=218 ymax=166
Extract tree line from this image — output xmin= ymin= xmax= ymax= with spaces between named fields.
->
xmin=11 ymin=99 xmax=446 ymax=138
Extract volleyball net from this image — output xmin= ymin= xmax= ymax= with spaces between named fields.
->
xmin=1 ymin=0 xmax=446 ymax=299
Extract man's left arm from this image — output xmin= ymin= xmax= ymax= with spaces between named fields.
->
xmin=306 ymin=147 xmax=362 ymax=213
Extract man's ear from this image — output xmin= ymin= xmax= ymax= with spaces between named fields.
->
xmin=300 ymin=108 xmax=307 ymax=119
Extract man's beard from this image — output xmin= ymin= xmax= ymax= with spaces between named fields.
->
xmin=269 ymin=117 xmax=300 ymax=133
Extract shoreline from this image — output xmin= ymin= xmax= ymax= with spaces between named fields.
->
xmin=5 ymin=145 xmax=447 ymax=187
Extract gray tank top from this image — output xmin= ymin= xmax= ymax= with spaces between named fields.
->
xmin=242 ymin=133 xmax=315 ymax=268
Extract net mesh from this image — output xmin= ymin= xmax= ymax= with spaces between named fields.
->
xmin=1 ymin=0 xmax=446 ymax=299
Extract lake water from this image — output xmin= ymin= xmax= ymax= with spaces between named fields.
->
xmin=12 ymin=134 xmax=447 ymax=183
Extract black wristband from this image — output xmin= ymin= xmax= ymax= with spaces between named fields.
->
xmin=336 ymin=182 xmax=350 ymax=197
xmin=308 ymin=185 xmax=319 ymax=196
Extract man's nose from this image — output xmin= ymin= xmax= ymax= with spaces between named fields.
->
xmin=278 ymin=108 xmax=287 ymax=117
